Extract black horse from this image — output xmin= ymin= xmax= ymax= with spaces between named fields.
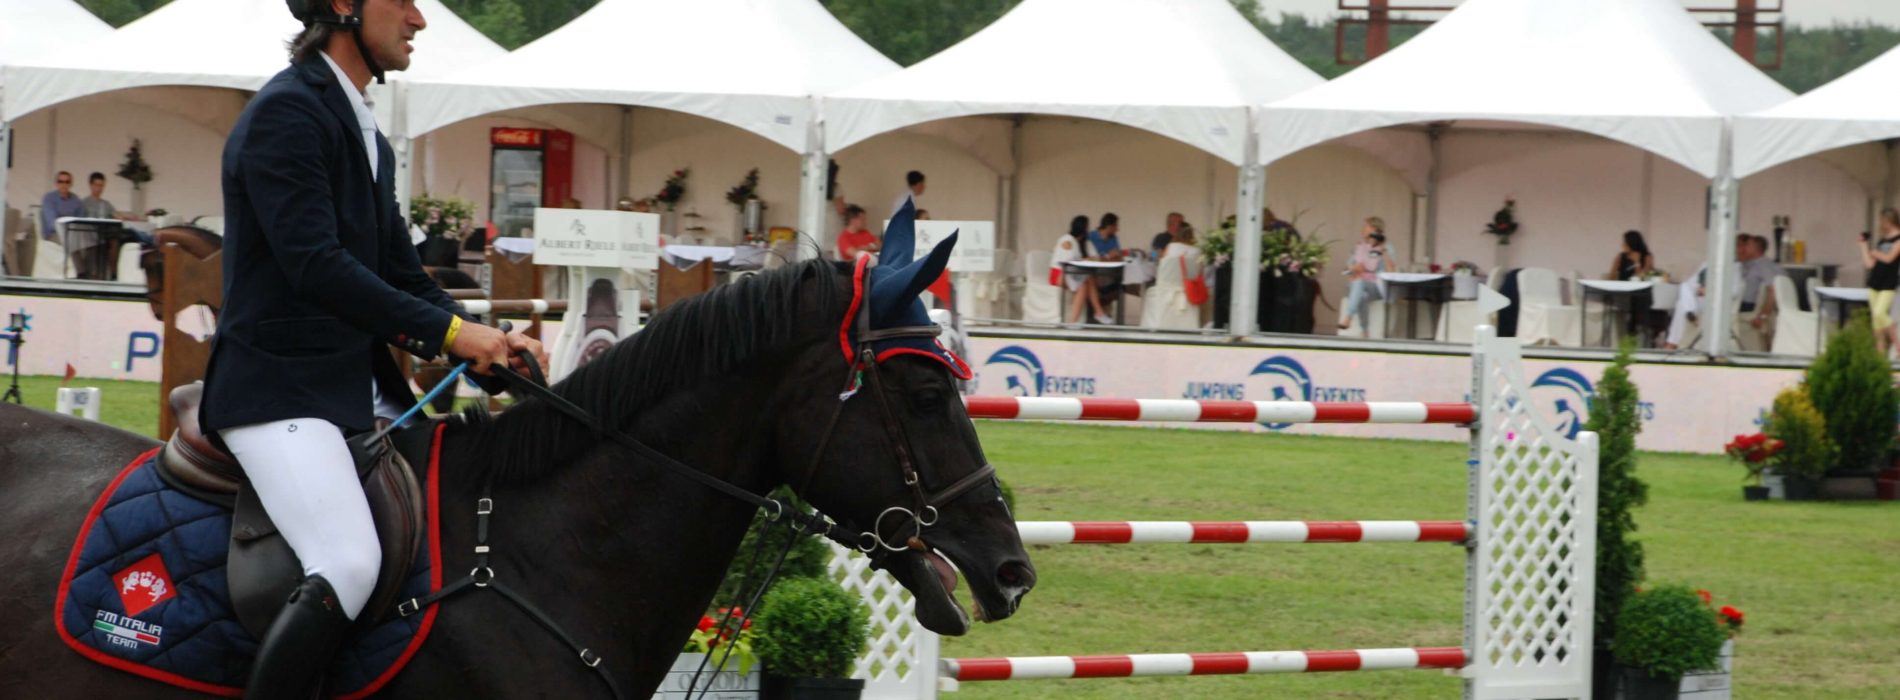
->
xmin=0 ymin=256 xmax=1034 ymax=697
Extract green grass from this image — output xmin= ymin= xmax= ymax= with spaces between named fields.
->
xmin=14 ymin=375 xmax=1895 ymax=697
xmin=948 ymin=422 xmax=1900 ymax=700
xmin=8 ymin=374 xmax=167 ymax=438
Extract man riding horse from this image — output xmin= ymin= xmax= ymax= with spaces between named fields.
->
xmin=206 ymin=1 xmax=545 ymax=696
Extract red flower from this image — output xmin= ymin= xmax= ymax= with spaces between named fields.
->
xmin=1696 ymin=589 xmax=1712 ymax=606
xmin=696 ymin=616 xmax=715 ymax=632
xmin=1720 ymin=606 xmax=1743 ymax=623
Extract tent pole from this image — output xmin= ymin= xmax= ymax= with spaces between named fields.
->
xmin=1424 ymin=122 xmax=1444 ymax=264
xmin=1006 ymin=116 xmax=1025 ymax=252
xmin=1704 ymin=122 xmax=1740 ymax=361
xmin=796 ymin=97 xmax=828 ymax=262
xmin=1230 ymin=107 xmax=1264 ymax=338
xmin=0 ymin=118 xmax=11 ymax=274
xmin=617 ymin=107 xmax=633 ymax=202
xmin=391 ymin=81 xmax=413 ymax=221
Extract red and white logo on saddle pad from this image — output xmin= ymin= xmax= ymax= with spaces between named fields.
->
xmin=112 ymin=553 xmax=176 ymax=618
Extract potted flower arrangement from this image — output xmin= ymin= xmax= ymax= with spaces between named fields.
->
xmin=408 ymin=194 xmax=478 ymax=268
xmin=1611 ymin=584 xmax=1729 ymax=699
xmin=1449 ymin=260 xmax=1480 ymax=276
xmin=1723 ymin=432 xmax=1782 ymax=501
xmin=1195 ymin=215 xmax=1329 ymax=333
xmin=1762 ymin=385 xmax=1836 ymax=501
xmin=754 ymin=577 xmax=869 ymax=700
xmin=667 ymin=607 xmax=763 ymax=696
xmin=1484 ymin=198 xmax=1519 ymax=245
xmin=655 ymin=168 xmax=689 ymax=211
xmin=727 ymin=168 xmax=764 ymax=241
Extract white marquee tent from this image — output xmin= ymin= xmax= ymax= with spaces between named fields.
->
xmin=1257 ymin=0 xmax=1793 ymax=357
xmin=405 ymin=0 xmax=899 ymax=241
xmin=823 ymin=0 xmax=1323 ymax=332
xmin=1734 ymin=46 xmax=1900 ymax=179
xmin=0 ymin=0 xmax=110 ymax=70
xmin=0 ymin=0 xmax=112 ymax=256
xmin=824 ymin=0 xmax=1319 ymax=166
xmin=3 ymin=0 xmax=500 ymax=121
xmin=1 ymin=0 xmax=502 ymax=244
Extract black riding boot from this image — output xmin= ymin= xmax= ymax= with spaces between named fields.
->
xmin=244 ymin=575 xmax=352 ymax=700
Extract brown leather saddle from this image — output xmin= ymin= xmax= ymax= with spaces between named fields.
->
xmin=154 ymin=383 xmax=430 ymax=639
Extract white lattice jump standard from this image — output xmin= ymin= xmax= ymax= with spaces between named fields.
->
xmin=944 ymin=647 xmax=1468 ymax=681
xmin=1016 ymin=520 xmax=1470 ymax=545
xmin=961 ymin=396 xmax=1477 ymax=424
xmin=832 ymin=327 xmax=1601 ymax=700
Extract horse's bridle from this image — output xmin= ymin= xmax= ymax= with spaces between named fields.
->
xmin=405 ymin=267 xmax=998 ymax=699
xmin=794 ymin=265 xmax=997 ymax=557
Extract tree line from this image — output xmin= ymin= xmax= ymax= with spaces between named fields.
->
xmin=73 ymin=0 xmax=1900 ymax=94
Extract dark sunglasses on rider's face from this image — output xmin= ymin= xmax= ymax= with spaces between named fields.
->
xmin=56 ymin=179 xmax=72 ymax=185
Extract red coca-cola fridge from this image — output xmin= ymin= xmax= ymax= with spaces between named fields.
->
xmin=488 ymin=127 xmax=573 ymax=238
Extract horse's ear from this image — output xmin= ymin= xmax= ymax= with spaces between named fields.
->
xmin=870 ymin=231 xmax=957 ymax=322
xmin=878 ymin=199 xmax=918 ymax=267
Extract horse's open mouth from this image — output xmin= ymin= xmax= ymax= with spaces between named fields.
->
xmin=880 ymin=544 xmax=985 ymax=636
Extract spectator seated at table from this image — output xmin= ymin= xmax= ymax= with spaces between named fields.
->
xmin=1609 ymin=230 xmax=1655 ymax=281
xmin=1150 ymin=211 xmax=1184 ymax=257
xmin=1664 ymin=234 xmax=1778 ymax=351
xmin=835 ymin=204 xmax=879 ymax=261
xmin=1052 ymin=215 xmax=1112 ymax=325
xmin=1087 ymin=212 xmax=1128 ymax=261
xmin=1338 ymin=217 xmax=1389 ymax=332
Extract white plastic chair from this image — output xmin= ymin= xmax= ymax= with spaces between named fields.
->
xmin=1769 ymin=275 xmax=1817 ymax=357
xmin=32 ymin=209 xmax=66 ymax=279
xmin=1435 ymin=268 xmax=1503 ymax=343
xmin=1021 ymin=250 xmax=1060 ymax=324
xmin=1141 ymin=247 xmax=1203 ymax=330
xmin=1515 ymin=267 xmax=1582 ymax=345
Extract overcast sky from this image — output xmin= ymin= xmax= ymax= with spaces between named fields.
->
xmin=1252 ymin=0 xmax=1900 ymax=27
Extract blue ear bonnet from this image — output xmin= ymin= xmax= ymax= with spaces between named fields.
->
xmin=837 ymin=200 xmax=972 ymax=379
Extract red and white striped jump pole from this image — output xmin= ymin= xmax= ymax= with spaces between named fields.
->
xmin=1017 ymin=520 xmax=1469 ymax=545
xmin=963 ymin=396 xmax=1475 ymax=424
xmin=944 ymin=647 xmax=1467 ymax=681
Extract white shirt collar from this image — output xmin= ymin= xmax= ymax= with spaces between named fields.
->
xmin=319 ymin=52 xmax=380 ymax=178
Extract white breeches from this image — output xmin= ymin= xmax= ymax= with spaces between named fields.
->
xmin=220 ymin=418 xmax=380 ymax=620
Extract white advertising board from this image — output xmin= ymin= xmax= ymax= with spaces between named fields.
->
xmin=530 ymin=208 xmax=660 ymax=270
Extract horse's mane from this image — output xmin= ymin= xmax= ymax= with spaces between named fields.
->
xmin=449 ymin=259 xmax=848 ymax=485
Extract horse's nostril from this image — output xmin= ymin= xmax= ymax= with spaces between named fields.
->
xmin=996 ymin=560 xmax=1034 ymax=589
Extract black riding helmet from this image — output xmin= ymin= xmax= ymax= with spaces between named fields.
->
xmin=286 ymin=0 xmax=386 ymax=84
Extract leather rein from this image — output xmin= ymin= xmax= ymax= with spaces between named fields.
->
xmin=400 ymin=269 xmax=995 ymax=698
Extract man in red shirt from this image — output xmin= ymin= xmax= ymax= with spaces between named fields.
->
xmin=835 ymin=204 xmax=879 ymax=260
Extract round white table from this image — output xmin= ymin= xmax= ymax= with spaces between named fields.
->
xmin=1578 ymin=279 xmax=1656 ymax=347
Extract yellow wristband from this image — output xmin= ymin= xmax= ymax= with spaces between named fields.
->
xmin=442 ymin=315 xmax=463 ymax=350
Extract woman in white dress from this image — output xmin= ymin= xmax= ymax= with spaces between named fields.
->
xmin=1145 ymin=224 xmax=1204 ymax=329
xmin=1052 ymin=215 xmax=1112 ymax=324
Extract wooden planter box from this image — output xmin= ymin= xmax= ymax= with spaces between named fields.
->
xmin=653 ymin=653 xmax=761 ymax=699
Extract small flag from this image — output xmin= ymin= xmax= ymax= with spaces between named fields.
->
xmin=62 ymin=364 xmax=76 ymax=386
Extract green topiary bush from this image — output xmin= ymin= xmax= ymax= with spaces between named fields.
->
xmin=1585 ymin=340 xmax=1646 ymax=648
xmin=1612 ymin=584 xmax=1728 ymax=682
xmin=1764 ymin=385 xmax=1837 ymax=481
xmin=1805 ymin=313 xmax=1898 ymax=472
xmin=753 ymin=577 xmax=870 ymax=679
